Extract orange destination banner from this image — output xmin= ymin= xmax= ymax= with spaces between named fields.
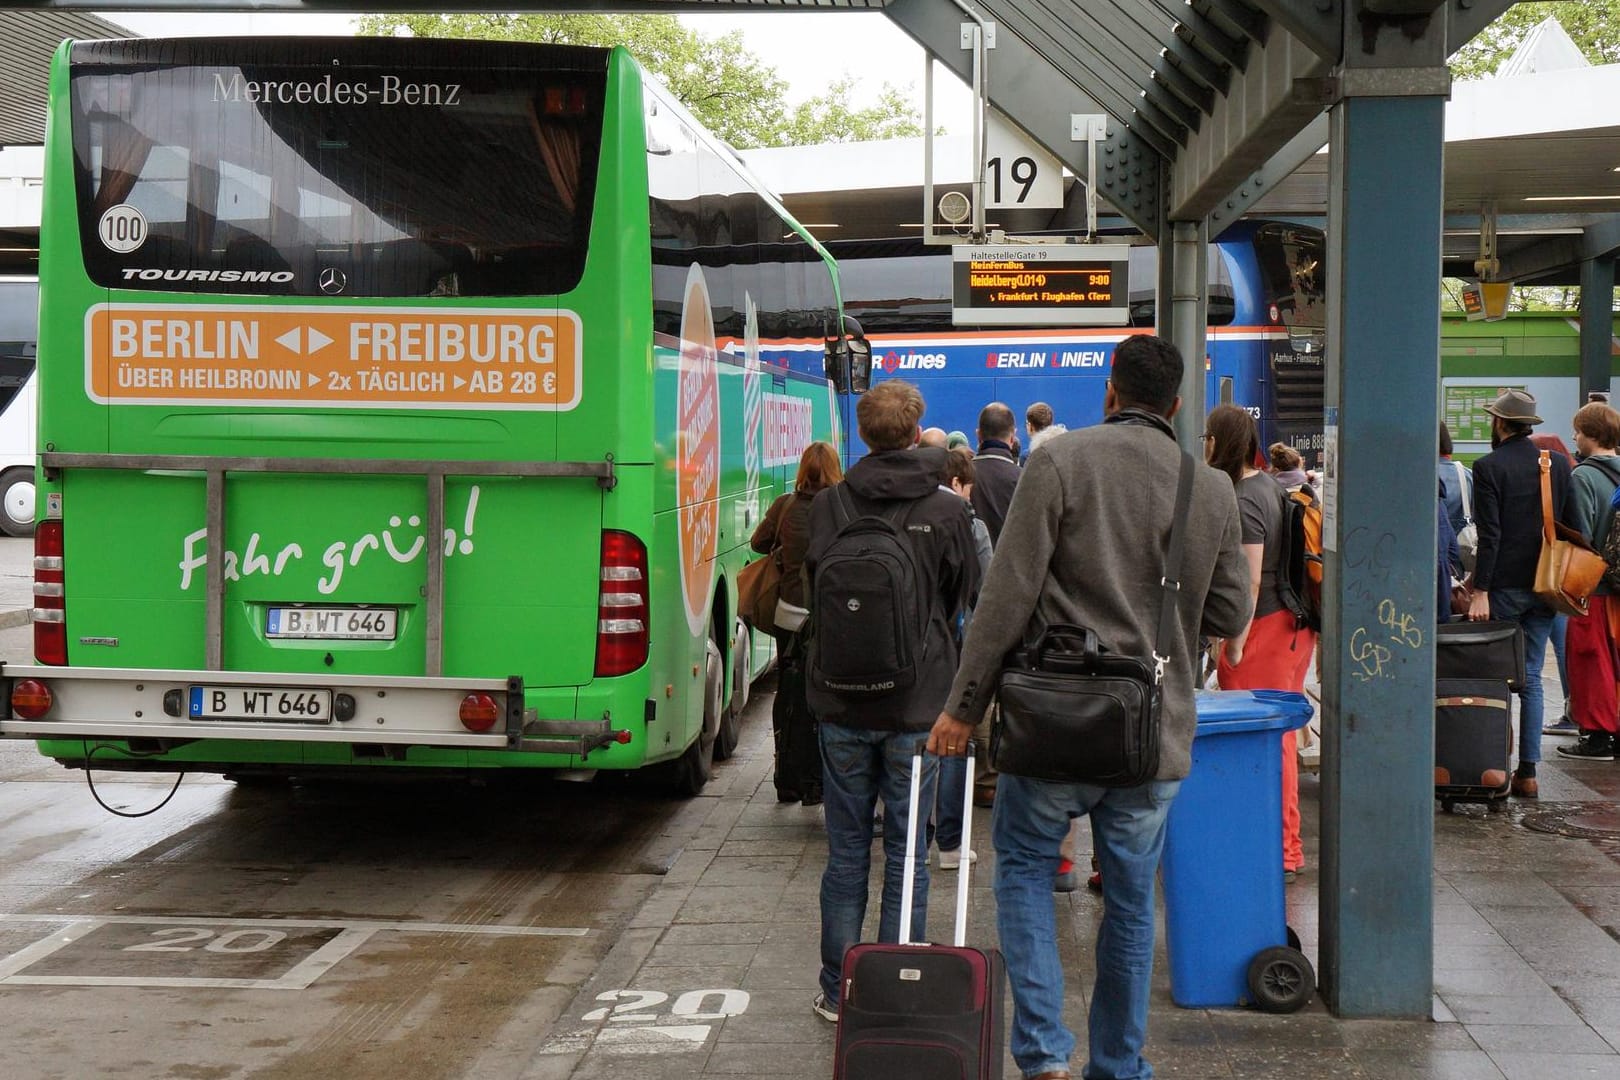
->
xmin=86 ymin=303 xmax=582 ymax=410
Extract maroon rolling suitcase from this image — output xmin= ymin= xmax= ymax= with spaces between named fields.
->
xmin=833 ymin=751 xmax=1006 ymax=1080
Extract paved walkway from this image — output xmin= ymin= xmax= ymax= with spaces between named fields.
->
xmin=516 ymin=670 xmax=1620 ymax=1080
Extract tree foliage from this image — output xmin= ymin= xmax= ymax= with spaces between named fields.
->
xmin=1450 ymin=2 xmax=1620 ymax=79
xmin=356 ymin=12 xmax=922 ymax=148
xmin=775 ymin=78 xmax=924 ymax=146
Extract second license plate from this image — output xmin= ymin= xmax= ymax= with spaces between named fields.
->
xmin=267 ymin=606 xmax=397 ymax=641
xmin=189 ymin=686 xmax=333 ymax=723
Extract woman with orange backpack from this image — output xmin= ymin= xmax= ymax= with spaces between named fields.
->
xmin=1206 ymin=405 xmax=1318 ymax=882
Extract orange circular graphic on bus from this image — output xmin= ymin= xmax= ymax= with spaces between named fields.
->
xmin=677 ymin=264 xmax=721 ymax=634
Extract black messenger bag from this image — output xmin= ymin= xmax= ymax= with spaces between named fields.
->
xmin=991 ymin=452 xmax=1196 ymax=787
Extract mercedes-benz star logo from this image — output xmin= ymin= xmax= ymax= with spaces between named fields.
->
xmin=319 ymin=267 xmax=347 ymax=295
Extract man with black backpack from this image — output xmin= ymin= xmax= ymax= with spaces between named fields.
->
xmin=803 ymin=378 xmax=981 ymax=1025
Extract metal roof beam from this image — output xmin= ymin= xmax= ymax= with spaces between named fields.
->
xmin=1585 ymin=216 xmax=1620 ymax=261
xmin=1177 ymin=6 xmax=1250 ymax=71
xmin=1029 ymin=0 xmax=1170 ymax=82
xmin=1493 ymin=234 xmax=1583 ymax=283
xmin=1143 ymin=79 xmax=1202 ymax=133
xmin=974 ymin=0 xmax=1174 ymax=156
xmin=1445 ymin=0 xmax=1518 ymax=53
xmin=1169 ymin=26 xmax=1331 ymax=221
xmin=1202 ymin=0 xmax=1269 ymax=43
xmin=1364 ymin=0 xmax=1445 ymax=14
xmin=1152 ymin=60 xmax=1216 ymax=115
xmin=882 ymin=0 xmax=1167 ymax=235
xmin=1134 ymin=94 xmax=1191 ymax=148
xmin=1246 ymin=0 xmax=1342 ymax=61
xmin=1207 ymin=111 xmax=1327 ymax=235
xmin=1163 ymin=33 xmax=1232 ymax=95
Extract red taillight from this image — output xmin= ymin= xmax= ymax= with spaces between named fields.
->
xmin=459 ymin=692 xmax=501 ymax=733
xmin=33 ymin=520 xmax=66 ymax=666
xmin=11 ymin=678 xmax=53 ymax=720
xmin=594 ymin=530 xmax=649 ymax=678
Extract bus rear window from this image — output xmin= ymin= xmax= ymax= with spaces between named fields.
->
xmin=70 ymin=40 xmax=606 ymax=298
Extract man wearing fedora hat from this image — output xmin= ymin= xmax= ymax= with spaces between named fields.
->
xmin=1467 ymin=387 xmax=1579 ymax=798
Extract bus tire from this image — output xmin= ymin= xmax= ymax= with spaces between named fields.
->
xmin=714 ymin=618 xmax=749 ymax=761
xmin=0 ymin=467 xmax=35 ymax=538
xmin=671 ymin=638 xmax=722 ymax=797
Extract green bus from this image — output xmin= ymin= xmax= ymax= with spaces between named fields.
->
xmin=1 ymin=36 xmax=859 ymax=794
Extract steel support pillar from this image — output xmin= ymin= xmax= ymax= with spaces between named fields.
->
xmin=1171 ymin=221 xmax=1209 ymax=451
xmin=1318 ymin=93 xmax=1444 ymax=1017
xmin=1580 ymin=255 xmax=1616 ymax=402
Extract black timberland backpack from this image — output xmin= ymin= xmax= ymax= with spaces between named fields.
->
xmin=808 ymin=486 xmax=930 ymax=700
xmin=1275 ymin=483 xmax=1323 ymax=633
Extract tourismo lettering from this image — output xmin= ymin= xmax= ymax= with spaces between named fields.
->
xmin=120 ymin=269 xmax=294 ymax=283
xmin=211 ymin=73 xmax=463 ymax=107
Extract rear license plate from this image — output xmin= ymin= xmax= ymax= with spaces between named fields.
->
xmin=266 ymin=606 xmax=397 ymax=641
xmin=189 ymin=686 xmax=333 ymax=724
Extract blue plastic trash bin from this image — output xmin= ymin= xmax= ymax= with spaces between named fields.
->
xmin=1161 ymin=689 xmax=1314 ymax=1012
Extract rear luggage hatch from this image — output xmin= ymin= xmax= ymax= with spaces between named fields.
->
xmin=57 ymin=463 xmax=606 ymax=687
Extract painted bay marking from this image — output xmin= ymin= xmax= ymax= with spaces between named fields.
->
xmin=540 ymin=986 xmax=751 ymax=1056
xmin=0 ymin=913 xmax=589 ymax=991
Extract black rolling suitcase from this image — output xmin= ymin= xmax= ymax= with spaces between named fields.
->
xmin=1435 ymin=677 xmax=1513 ymax=813
xmin=771 ymin=644 xmax=821 ymax=800
xmin=834 ymin=751 xmax=1005 ymax=1080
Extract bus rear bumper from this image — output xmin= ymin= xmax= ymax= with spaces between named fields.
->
xmin=0 ymin=665 xmax=632 ymax=758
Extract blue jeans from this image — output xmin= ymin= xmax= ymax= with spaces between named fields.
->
xmin=934 ymin=753 xmax=968 ymax=852
xmin=994 ymin=772 xmax=1181 ymax=1080
xmin=1490 ymin=587 xmax=1556 ymax=764
xmin=818 ymin=723 xmax=937 ymax=1005
xmin=1552 ymin=613 xmax=1569 ymax=714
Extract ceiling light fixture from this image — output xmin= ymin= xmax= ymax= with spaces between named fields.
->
xmin=1525 ymin=195 xmax=1620 ymax=202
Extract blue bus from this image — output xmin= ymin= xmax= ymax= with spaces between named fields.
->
xmin=801 ymin=221 xmax=1327 ymax=466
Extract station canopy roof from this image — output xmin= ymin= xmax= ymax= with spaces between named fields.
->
xmin=0 ymin=0 xmax=1615 ymax=283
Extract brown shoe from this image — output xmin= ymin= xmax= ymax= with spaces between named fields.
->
xmin=1510 ymin=774 xmax=1539 ymax=799
xmin=1028 ymin=1072 xmax=1071 ymax=1080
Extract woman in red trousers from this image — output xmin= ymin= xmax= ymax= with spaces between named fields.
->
xmin=1206 ymin=405 xmax=1317 ymax=880
xmin=1558 ymin=402 xmax=1620 ymax=761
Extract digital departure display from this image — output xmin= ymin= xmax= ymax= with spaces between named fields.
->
xmin=951 ymin=243 xmax=1131 ymax=327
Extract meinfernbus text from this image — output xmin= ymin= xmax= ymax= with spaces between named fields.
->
xmin=1 ymin=36 xmax=859 ymax=795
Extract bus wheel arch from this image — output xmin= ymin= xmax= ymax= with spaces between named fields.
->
xmin=668 ymin=633 xmax=722 ymax=797
xmin=719 ymin=612 xmax=748 ymax=764
xmin=0 ymin=467 xmax=35 ymax=538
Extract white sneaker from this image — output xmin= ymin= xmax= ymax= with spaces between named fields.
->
xmin=937 ymin=847 xmax=977 ymax=870
xmin=811 ymin=991 xmax=839 ymax=1023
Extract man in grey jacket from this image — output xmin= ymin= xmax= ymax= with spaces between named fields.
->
xmin=928 ymin=335 xmax=1251 ymax=1080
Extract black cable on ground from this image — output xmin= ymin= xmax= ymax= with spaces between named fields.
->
xmin=82 ymin=740 xmax=184 ymax=818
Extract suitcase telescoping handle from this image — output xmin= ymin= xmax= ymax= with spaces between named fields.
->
xmin=898 ymin=747 xmax=976 ymax=948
